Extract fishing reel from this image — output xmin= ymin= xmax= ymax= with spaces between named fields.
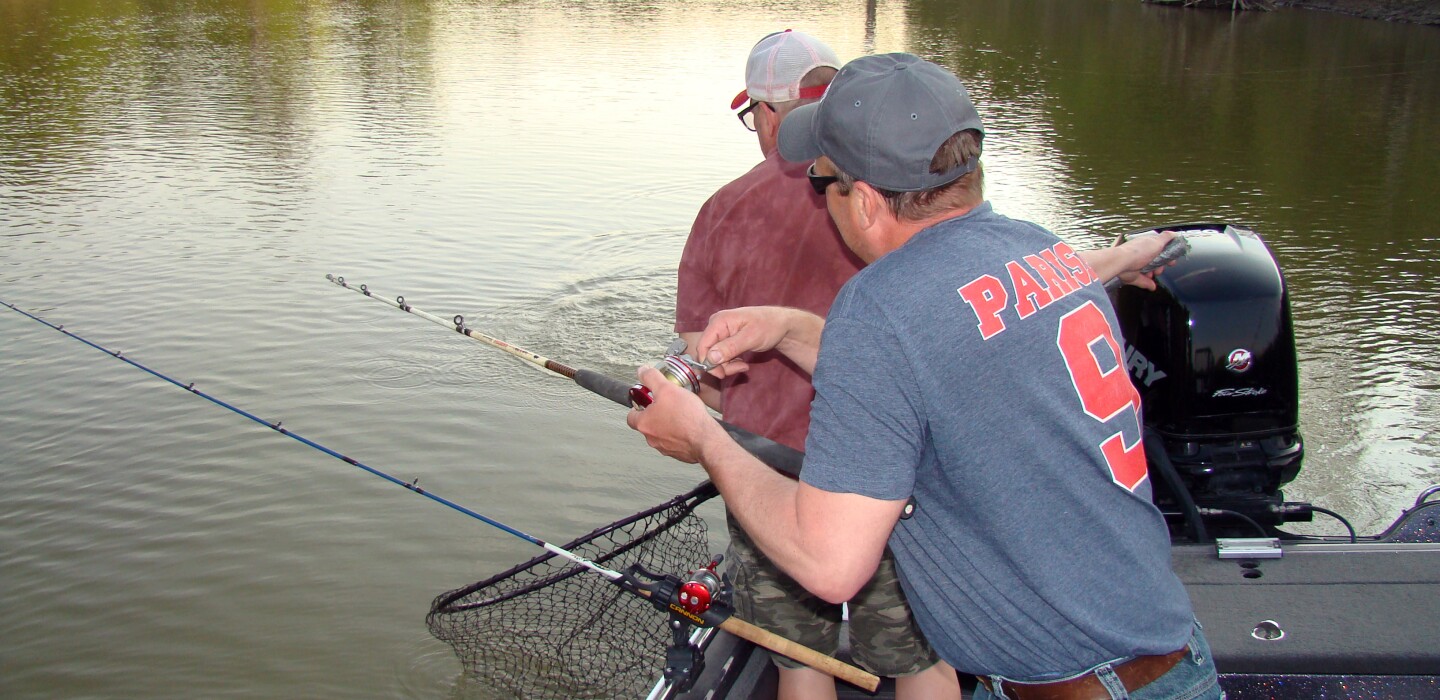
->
xmin=618 ymin=555 xmax=732 ymax=692
xmin=677 ymin=562 xmax=723 ymax=616
xmin=629 ymin=338 xmax=712 ymax=408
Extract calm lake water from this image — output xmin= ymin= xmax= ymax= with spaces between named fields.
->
xmin=2 ymin=1 xmax=1437 ymax=697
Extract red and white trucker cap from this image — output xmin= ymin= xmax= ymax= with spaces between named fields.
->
xmin=730 ymin=30 xmax=842 ymax=110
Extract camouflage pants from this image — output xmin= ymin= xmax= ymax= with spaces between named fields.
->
xmin=725 ymin=514 xmax=940 ymax=676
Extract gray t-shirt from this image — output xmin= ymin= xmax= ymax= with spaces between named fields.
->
xmin=802 ymin=202 xmax=1194 ymax=680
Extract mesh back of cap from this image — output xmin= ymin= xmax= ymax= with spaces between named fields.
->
xmin=745 ymin=30 xmax=839 ymax=103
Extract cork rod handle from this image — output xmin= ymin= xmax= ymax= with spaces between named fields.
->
xmin=719 ymin=616 xmax=881 ymax=691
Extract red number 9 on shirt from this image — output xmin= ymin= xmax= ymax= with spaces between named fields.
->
xmin=1056 ymin=301 xmax=1148 ymax=492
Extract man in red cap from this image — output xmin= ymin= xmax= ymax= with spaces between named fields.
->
xmin=674 ymin=30 xmax=960 ymax=700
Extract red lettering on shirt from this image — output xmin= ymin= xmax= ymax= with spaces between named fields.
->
xmin=1036 ymin=249 xmax=1081 ymax=293
xmin=957 ymin=242 xmax=1105 ymax=343
xmin=1053 ymin=242 xmax=1094 ymax=287
xmin=957 ymin=274 xmax=1009 ymax=340
xmin=1025 ymin=253 xmax=1077 ymax=298
xmin=1006 ymin=260 xmax=1054 ymax=319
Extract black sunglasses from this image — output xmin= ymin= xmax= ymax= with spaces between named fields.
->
xmin=806 ymin=163 xmax=840 ymax=196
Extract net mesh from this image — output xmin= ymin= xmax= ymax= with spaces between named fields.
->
xmin=427 ymin=482 xmax=718 ymax=699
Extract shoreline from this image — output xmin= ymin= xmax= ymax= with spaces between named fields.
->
xmin=1281 ymin=0 xmax=1440 ymax=23
xmin=1154 ymin=0 xmax=1440 ymax=24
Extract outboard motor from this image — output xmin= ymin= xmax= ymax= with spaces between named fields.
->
xmin=1109 ymin=223 xmax=1312 ymax=542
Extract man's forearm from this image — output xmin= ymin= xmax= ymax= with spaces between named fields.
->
xmin=1076 ymin=231 xmax=1175 ymax=284
xmin=697 ymin=435 xmax=893 ymax=603
xmin=771 ymin=308 xmax=824 ymax=374
xmin=1076 ymin=247 xmax=1130 ymax=282
xmin=699 ymin=437 xmax=835 ymax=596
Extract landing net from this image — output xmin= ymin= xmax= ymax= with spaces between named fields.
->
xmin=427 ymin=481 xmax=718 ymax=699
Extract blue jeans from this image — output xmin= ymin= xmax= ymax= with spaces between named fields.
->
xmin=974 ymin=621 xmax=1223 ymax=700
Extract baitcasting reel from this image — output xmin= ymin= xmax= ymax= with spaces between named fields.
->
xmin=618 ymin=555 xmax=733 ymax=692
xmin=629 ymin=338 xmax=713 ymax=408
xmin=676 ymin=558 xmax=725 ymax=616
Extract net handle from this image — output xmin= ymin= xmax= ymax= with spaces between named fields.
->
xmin=718 ymin=617 xmax=881 ymax=692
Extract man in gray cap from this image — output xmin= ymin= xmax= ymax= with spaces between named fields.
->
xmin=677 ymin=32 xmax=959 ymax=700
xmin=631 ymin=53 xmax=1221 ymax=700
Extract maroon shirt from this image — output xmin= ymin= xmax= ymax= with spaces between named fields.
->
xmin=676 ymin=151 xmax=864 ymax=451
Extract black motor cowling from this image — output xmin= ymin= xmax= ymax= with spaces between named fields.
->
xmin=1109 ymin=224 xmax=1309 ymax=541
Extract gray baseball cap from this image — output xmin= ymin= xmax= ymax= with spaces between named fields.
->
xmin=778 ymin=53 xmax=985 ymax=192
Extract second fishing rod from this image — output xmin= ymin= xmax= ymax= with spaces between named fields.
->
xmin=326 ymin=274 xmax=804 ymax=478
xmin=2 ymin=296 xmax=877 ymax=693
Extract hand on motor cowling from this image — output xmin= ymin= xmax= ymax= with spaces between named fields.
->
xmin=626 ymin=365 xmax=728 ymax=464
xmin=1112 ymin=230 xmax=1180 ymax=291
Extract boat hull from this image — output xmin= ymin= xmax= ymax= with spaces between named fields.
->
xmin=659 ymin=491 xmax=1440 ymax=699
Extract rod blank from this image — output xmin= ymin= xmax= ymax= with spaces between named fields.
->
xmin=3 ymin=295 xmax=874 ymax=691
xmin=326 ymin=275 xmax=804 ymax=477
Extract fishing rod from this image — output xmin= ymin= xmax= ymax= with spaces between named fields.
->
xmin=325 ymin=275 xmax=805 ymax=478
xmin=1 ymin=298 xmax=602 ymax=572
xmin=1 ymin=297 xmax=878 ymax=692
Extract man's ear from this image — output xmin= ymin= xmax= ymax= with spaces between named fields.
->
xmin=850 ymin=181 xmax=887 ymax=231
xmin=760 ymin=105 xmax=782 ymax=142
